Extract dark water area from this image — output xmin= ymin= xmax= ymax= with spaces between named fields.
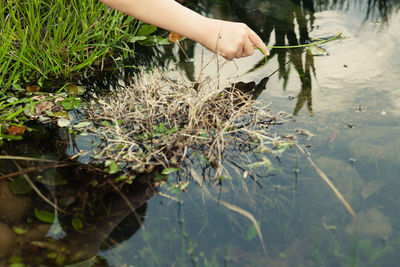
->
xmin=1 ymin=0 xmax=400 ymax=266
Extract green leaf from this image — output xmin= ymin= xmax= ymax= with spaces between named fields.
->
xmin=0 ymin=133 xmax=23 ymax=141
xmin=137 ymin=24 xmax=157 ymax=36
xmin=115 ymin=175 xmax=127 ymax=182
xmin=34 ymin=208 xmax=55 ymax=223
xmin=139 ymin=36 xmax=170 ymax=46
xmin=161 ymin=167 xmax=180 ymax=175
xmin=8 ymin=256 xmax=24 ymax=266
xmin=73 ymin=121 xmax=92 ymax=129
xmin=246 ymin=223 xmax=259 ymax=241
xmin=105 ymin=160 xmax=119 ymax=174
xmin=12 ymin=226 xmax=28 ymax=235
xmin=72 ymin=217 xmax=83 ymax=230
xmin=61 ymin=98 xmax=81 ymax=111
xmin=129 ymin=36 xmax=148 ymax=43
xmin=10 ymin=176 xmax=32 ymax=194
xmin=61 ymin=100 xmax=73 ymax=110
xmin=101 ymin=121 xmax=111 ymax=126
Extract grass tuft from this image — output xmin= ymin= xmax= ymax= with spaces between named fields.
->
xmin=87 ymin=59 xmax=290 ymax=180
xmin=0 ymin=0 xmax=142 ymax=93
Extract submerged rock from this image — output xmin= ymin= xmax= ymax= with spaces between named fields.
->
xmin=314 ymin=156 xmax=364 ymax=203
xmin=348 ymin=126 xmax=400 ymax=164
xmin=0 ymin=180 xmax=30 ymax=223
xmin=346 ymin=208 xmax=392 ymax=238
xmin=0 ymin=222 xmax=15 ymax=259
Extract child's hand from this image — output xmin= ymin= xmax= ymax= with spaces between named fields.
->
xmin=99 ymin=0 xmax=267 ymax=60
xmin=198 ymin=18 xmax=269 ymax=60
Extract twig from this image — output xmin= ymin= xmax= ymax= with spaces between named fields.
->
xmin=10 ymin=158 xmax=68 ymax=214
xmin=218 ymin=199 xmax=269 ymax=256
xmin=295 ymin=144 xmax=356 ymax=219
xmin=108 ymin=179 xmax=145 ymax=230
xmin=0 ymin=155 xmax=60 ymax=162
xmin=0 ymin=163 xmax=73 ymax=180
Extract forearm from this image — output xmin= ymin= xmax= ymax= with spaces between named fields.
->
xmin=99 ymin=0 xmax=268 ymax=59
xmin=99 ymin=0 xmax=213 ymax=45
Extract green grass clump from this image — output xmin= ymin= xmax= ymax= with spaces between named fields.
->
xmin=0 ymin=0 xmax=142 ymax=94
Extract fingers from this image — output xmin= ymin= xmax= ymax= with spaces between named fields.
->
xmin=211 ymin=20 xmax=267 ymax=60
xmin=247 ymin=28 xmax=269 ymax=56
xmin=242 ymin=37 xmax=255 ymax=57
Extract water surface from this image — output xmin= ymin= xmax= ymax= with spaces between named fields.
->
xmin=1 ymin=0 xmax=400 ymax=266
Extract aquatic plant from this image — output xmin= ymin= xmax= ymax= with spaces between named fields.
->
xmin=86 ymin=62 xmax=290 ymax=180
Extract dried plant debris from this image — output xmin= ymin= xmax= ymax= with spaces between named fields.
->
xmin=86 ymin=69 xmax=292 ymax=179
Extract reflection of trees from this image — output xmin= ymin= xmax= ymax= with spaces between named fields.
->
xmin=203 ymin=0 xmax=400 ymax=115
xmin=315 ymin=0 xmax=400 ymax=22
xmin=230 ymin=0 xmax=316 ymax=115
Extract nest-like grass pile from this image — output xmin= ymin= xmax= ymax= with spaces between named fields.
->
xmin=87 ymin=68 xmax=288 ymax=180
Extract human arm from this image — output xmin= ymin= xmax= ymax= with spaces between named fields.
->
xmin=98 ymin=0 xmax=269 ymax=60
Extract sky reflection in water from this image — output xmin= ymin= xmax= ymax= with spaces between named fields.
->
xmin=101 ymin=0 xmax=400 ymax=266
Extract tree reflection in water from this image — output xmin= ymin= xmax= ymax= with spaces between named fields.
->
xmin=202 ymin=0 xmax=400 ymax=115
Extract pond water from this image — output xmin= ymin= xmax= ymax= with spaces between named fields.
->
xmin=1 ymin=0 xmax=400 ymax=266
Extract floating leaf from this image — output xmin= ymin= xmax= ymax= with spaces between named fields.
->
xmin=10 ymin=176 xmax=32 ymax=194
xmin=66 ymin=84 xmax=79 ymax=96
xmin=34 ymin=208 xmax=55 ymax=223
xmin=73 ymin=121 xmax=93 ymax=129
xmin=72 ymin=217 xmax=83 ymax=230
xmin=168 ymin=32 xmax=183 ymax=43
xmin=61 ymin=98 xmax=81 ymax=111
xmin=35 ymin=101 xmax=54 ymax=114
xmin=53 ymin=111 xmax=68 ymax=118
xmin=26 ymin=85 xmax=40 ymax=92
xmin=8 ymin=125 xmax=27 ymax=136
xmin=61 ymin=101 xmax=73 ymax=110
xmin=162 ymin=167 xmax=180 ymax=175
xmin=306 ymin=45 xmax=328 ymax=56
xmin=57 ymin=118 xmax=71 ymax=127
xmin=12 ymin=226 xmax=28 ymax=235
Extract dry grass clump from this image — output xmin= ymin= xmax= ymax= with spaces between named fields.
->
xmin=87 ymin=68 xmax=286 ymax=179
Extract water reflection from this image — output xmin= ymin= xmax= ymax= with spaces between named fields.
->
xmin=0 ymin=124 xmax=156 ymax=266
xmin=201 ymin=0 xmax=400 ymax=115
xmin=2 ymin=0 xmax=400 ymax=266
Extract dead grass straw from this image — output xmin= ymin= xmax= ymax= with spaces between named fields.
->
xmin=296 ymin=144 xmax=357 ymax=219
xmin=87 ymin=64 xmax=282 ymax=179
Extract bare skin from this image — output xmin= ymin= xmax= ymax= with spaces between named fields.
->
xmin=99 ymin=0 xmax=269 ymax=60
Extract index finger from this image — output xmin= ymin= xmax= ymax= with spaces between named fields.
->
xmin=247 ymin=28 xmax=269 ymax=56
